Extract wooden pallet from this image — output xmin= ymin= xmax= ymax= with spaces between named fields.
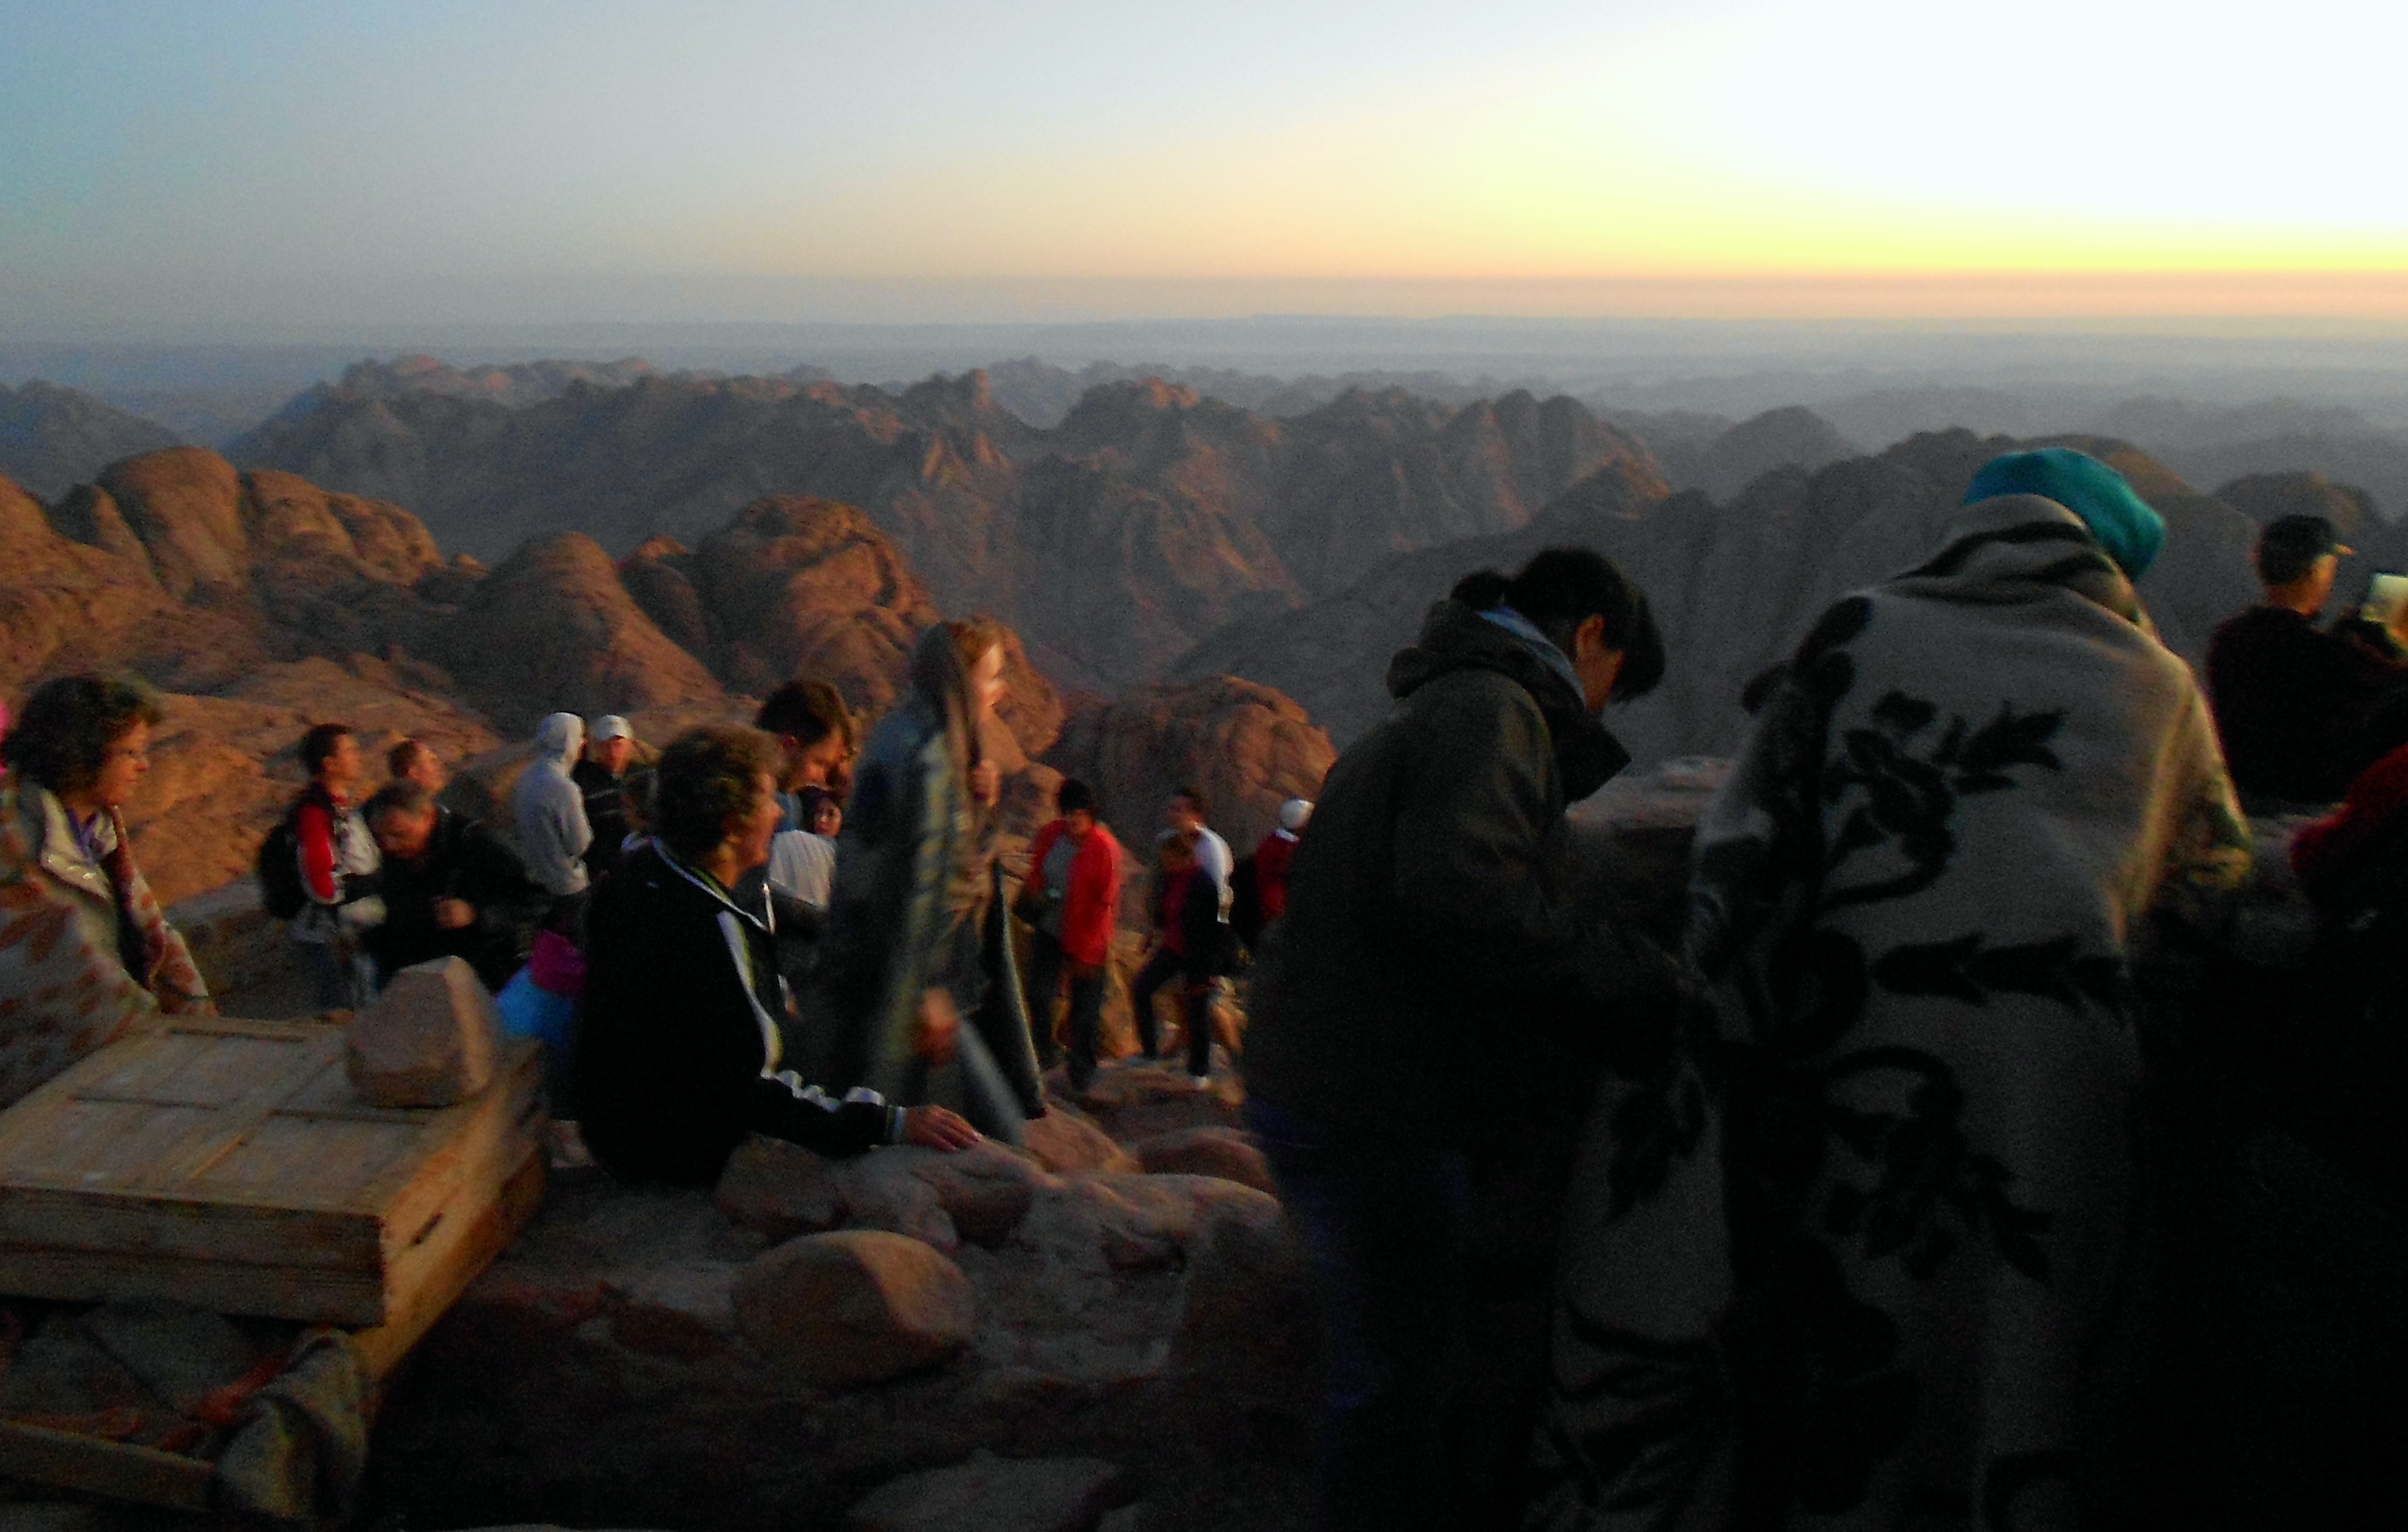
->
xmin=0 ymin=1018 xmax=548 ymax=1509
xmin=0 ymin=1018 xmax=542 ymax=1326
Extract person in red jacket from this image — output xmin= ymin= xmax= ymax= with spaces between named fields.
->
xmin=1253 ymin=797 xmax=1313 ymax=927
xmin=1017 ymin=778 xmax=1126 ymax=1092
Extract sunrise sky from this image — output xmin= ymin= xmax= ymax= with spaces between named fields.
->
xmin=6 ymin=0 xmax=2406 ymax=330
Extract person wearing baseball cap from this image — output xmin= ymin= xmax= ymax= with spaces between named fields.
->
xmin=574 ymin=715 xmax=639 ymax=881
xmin=2207 ymin=514 xmax=2399 ymax=808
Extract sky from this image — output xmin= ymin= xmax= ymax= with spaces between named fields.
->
xmin=5 ymin=0 xmax=2407 ymax=333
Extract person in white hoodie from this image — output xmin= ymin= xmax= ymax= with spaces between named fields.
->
xmin=513 ymin=713 xmax=595 ymax=911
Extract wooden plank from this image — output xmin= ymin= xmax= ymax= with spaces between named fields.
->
xmin=350 ymin=1148 xmax=545 ymax=1385
xmin=0 ymin=1245 xmax=391 ymax=1325
xmin=0 ymin=1191 xmax=379 ymax=1267
xmin=366 ymin=1042 xmax=545 ymax=1250
xmin=0 ymin=1419 xmax=216 ymax=1511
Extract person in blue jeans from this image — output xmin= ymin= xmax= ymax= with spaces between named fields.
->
xmin=1240 ymin=550 xmax=1681 ymax=1532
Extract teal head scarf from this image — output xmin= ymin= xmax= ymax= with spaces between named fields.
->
xmin=1965 ymin=447 xmax=2166 ymax=580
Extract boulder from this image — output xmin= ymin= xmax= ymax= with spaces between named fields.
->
xmin=847 ymin=1451 xmax=1134 ymax=1532
xmin=731 ymin=1230 xmax=977 ymax=1388
xmin=1043 ymin=678 xmax=1334 ymax=857
xmin=1130 ymin=1128 xmax=1276 ymax=1196
xmin=1023 ymin=1111 xmax=1141 ymax=1176
xmin=715 ymin=1137 xmax=1043 ymax=1251
xmin=1165 ymin=1183 xmax=1317 ymax=1418
xmin=715 ymin=1134 xmax=848 ymax=1242
xmin=344 ymin=956 xmax=500 ymax=1107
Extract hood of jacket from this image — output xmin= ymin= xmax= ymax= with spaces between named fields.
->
xmin=1385 ymin=598 xmax=1631 ymax=801
xmin=535 ymin=712 xmax=585 ymax=767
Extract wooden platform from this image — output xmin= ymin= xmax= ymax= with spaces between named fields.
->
xmin=0 ymin=1017 xmax=548 ymax=1510
xmin=0 ymin=1016 xmax=545 ymax=1325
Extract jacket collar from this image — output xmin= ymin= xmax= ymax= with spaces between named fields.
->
xmin=22 ymin=785 xmax=115 ymax=906
xmin=1386 ymin=599 xmax=1632 ymax=801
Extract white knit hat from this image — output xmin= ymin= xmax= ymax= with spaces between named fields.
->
xmin=1279 ymin=798 xmax=1314 ymax=833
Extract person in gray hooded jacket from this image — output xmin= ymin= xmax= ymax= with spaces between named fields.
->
xmin=513 ymin=712 xmax=594 ymax=907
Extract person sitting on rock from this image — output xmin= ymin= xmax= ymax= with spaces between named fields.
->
xmin=571 ymin=715 xmax=639 ymax=882
xmin=2208 ymin=513 xmax=2401 ymax=809
xmin=387 ymin=736 xmax=448 ymax=795
xmin=288 ymin=721 xmax=385 ymax=1012
xmin=0 ymin=675 xmax=211 ymax=1106
xmin=572 ymin=725 xmax=979 ymax=1185
xmin=1240 ymin=546 xmax=1676 ymax=1532
xmin=1017 ymin=777 xmax=1126 ymax=1091
xmin=756 ymin=680 xmax=856 ymax=832
xmin=361 ymin=778 xmax=550 ymax=993
xmin=800 ymin=620 xmax=1047 ymax=1146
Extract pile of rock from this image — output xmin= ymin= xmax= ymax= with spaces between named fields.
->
xmin=367 ymin=1060 xmax=1316 ymax=1532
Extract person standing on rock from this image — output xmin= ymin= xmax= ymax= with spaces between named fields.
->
xmin=802 ymin=620 xmax=1046 ymax=1146
xmin=513 ymin=712 xmax=594 ymax=923
xmin=289 ymin=721 xmax=386 ymax=1012
xmin=1239 ymin=547 xmax=1676 ymax=1532
xmin=1016 ymin=777 xmax=1126 ymax=1091
xmin=573 ymin=715 xmax=638 ymax=882
xmin=1161 ymin=786 xmax=1233 ymax=916
xmin=757 ymin=680 xmax=857 ymax=832
xmin=1528 ymin=452 xmax=2254 ymax=1531
xmin=0 ymin=676 xmax=211 ymax=1106
xmin=572 ymin=726 xmax=978 ymax=1184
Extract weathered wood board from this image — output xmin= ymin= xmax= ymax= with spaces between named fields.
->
xmin=0 ymin=1017 xmax=544 ymax=1326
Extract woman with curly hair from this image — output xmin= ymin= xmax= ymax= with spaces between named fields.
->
xmin=0 ymin=675 xmax=211 ymax=1106
xmin=571 ymin=724 xmax=976 ymax=1184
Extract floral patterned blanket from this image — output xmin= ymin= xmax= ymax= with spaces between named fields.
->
xmin=1529 ymin=495 xmax=2253 ymax=1531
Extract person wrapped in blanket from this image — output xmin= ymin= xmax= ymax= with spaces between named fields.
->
xmin=570 ymin=724 xmax=978 ymax=1184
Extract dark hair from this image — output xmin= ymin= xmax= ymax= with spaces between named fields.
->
xmin=1057 ymin=778 xmax=1097 ymax=817
xmin=299 ymin=722 xmax=355 ymax=777
xmin=0 ymin=675 xmax=166 ymax=794
xmin=363 ymin=778 xmax=437 ymax=824
xmin=797 ymin=785 xmax=837 ymax=824
xmin=1170 ymin=785 xmax=1209 ymax=819
xmin=387 ymin=738 xmax=429 ymax=778
xmin=655 ymin=726 xmax=780 ymax=862
xmin=755 ymin=681 xmax=854 ymax=751
xmin=1451 ymin=547 xmax=1665 ymax=702
xmin=2255 ymin=514 xmax=2341 ymax=587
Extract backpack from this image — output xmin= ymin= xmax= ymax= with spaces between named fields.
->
xmin=254 ymin=808 xmax=307 ymax=920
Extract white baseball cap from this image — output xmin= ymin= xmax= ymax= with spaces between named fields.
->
xmin=592 ymin=715 xmax=634 ymax=743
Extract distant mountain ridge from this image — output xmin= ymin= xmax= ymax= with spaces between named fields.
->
xmin=231 ymin=366 xmax=1662 ymax=690
xmin=0 ymin=380 xmax=181 ymax=499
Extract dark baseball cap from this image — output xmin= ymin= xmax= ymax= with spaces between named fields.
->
xmin=2256 ymin=514 xmax=2352 ymax=585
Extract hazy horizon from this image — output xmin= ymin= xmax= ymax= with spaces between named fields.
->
xmin=7 ymin=1 xmax=2406 ymax=336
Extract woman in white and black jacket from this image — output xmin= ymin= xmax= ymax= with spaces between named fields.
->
xmin=572 ymin=725 xmax=978 ymax=1185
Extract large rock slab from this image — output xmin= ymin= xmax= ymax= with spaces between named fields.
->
xmin=732 ymin=1230 xmax=977 ymax=1388
xmin=346 ymin=956 xmax=499 ymax=1106
xmin=1024 ymin=1111 xmax=1140 ymax=1176
xmin=847 ymin=1451 xmax=1134 ymax=1532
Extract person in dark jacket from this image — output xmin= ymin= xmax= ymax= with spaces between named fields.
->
xmin=571 ymin=726 xmax=978 ymax=1185
xmin=571 ymin=715 xmax=638 ymax=881
xmin=1240 ymin=547 xmax=1679 ymax=1532
xmin=2208 ymin=513 xmax=2401 ymax=808
xmin=361 ymin=780 xmax=550 ymax=992
xmin=1127 ymin=830 xmax=1230 ymax=1084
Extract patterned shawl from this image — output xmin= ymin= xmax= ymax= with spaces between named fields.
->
xmin=1530 ymin=495 xmax=2251 ymax=1531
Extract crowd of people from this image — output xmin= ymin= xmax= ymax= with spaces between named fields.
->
xmin=13 ymin=441 xmax=2408 ymax=1527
